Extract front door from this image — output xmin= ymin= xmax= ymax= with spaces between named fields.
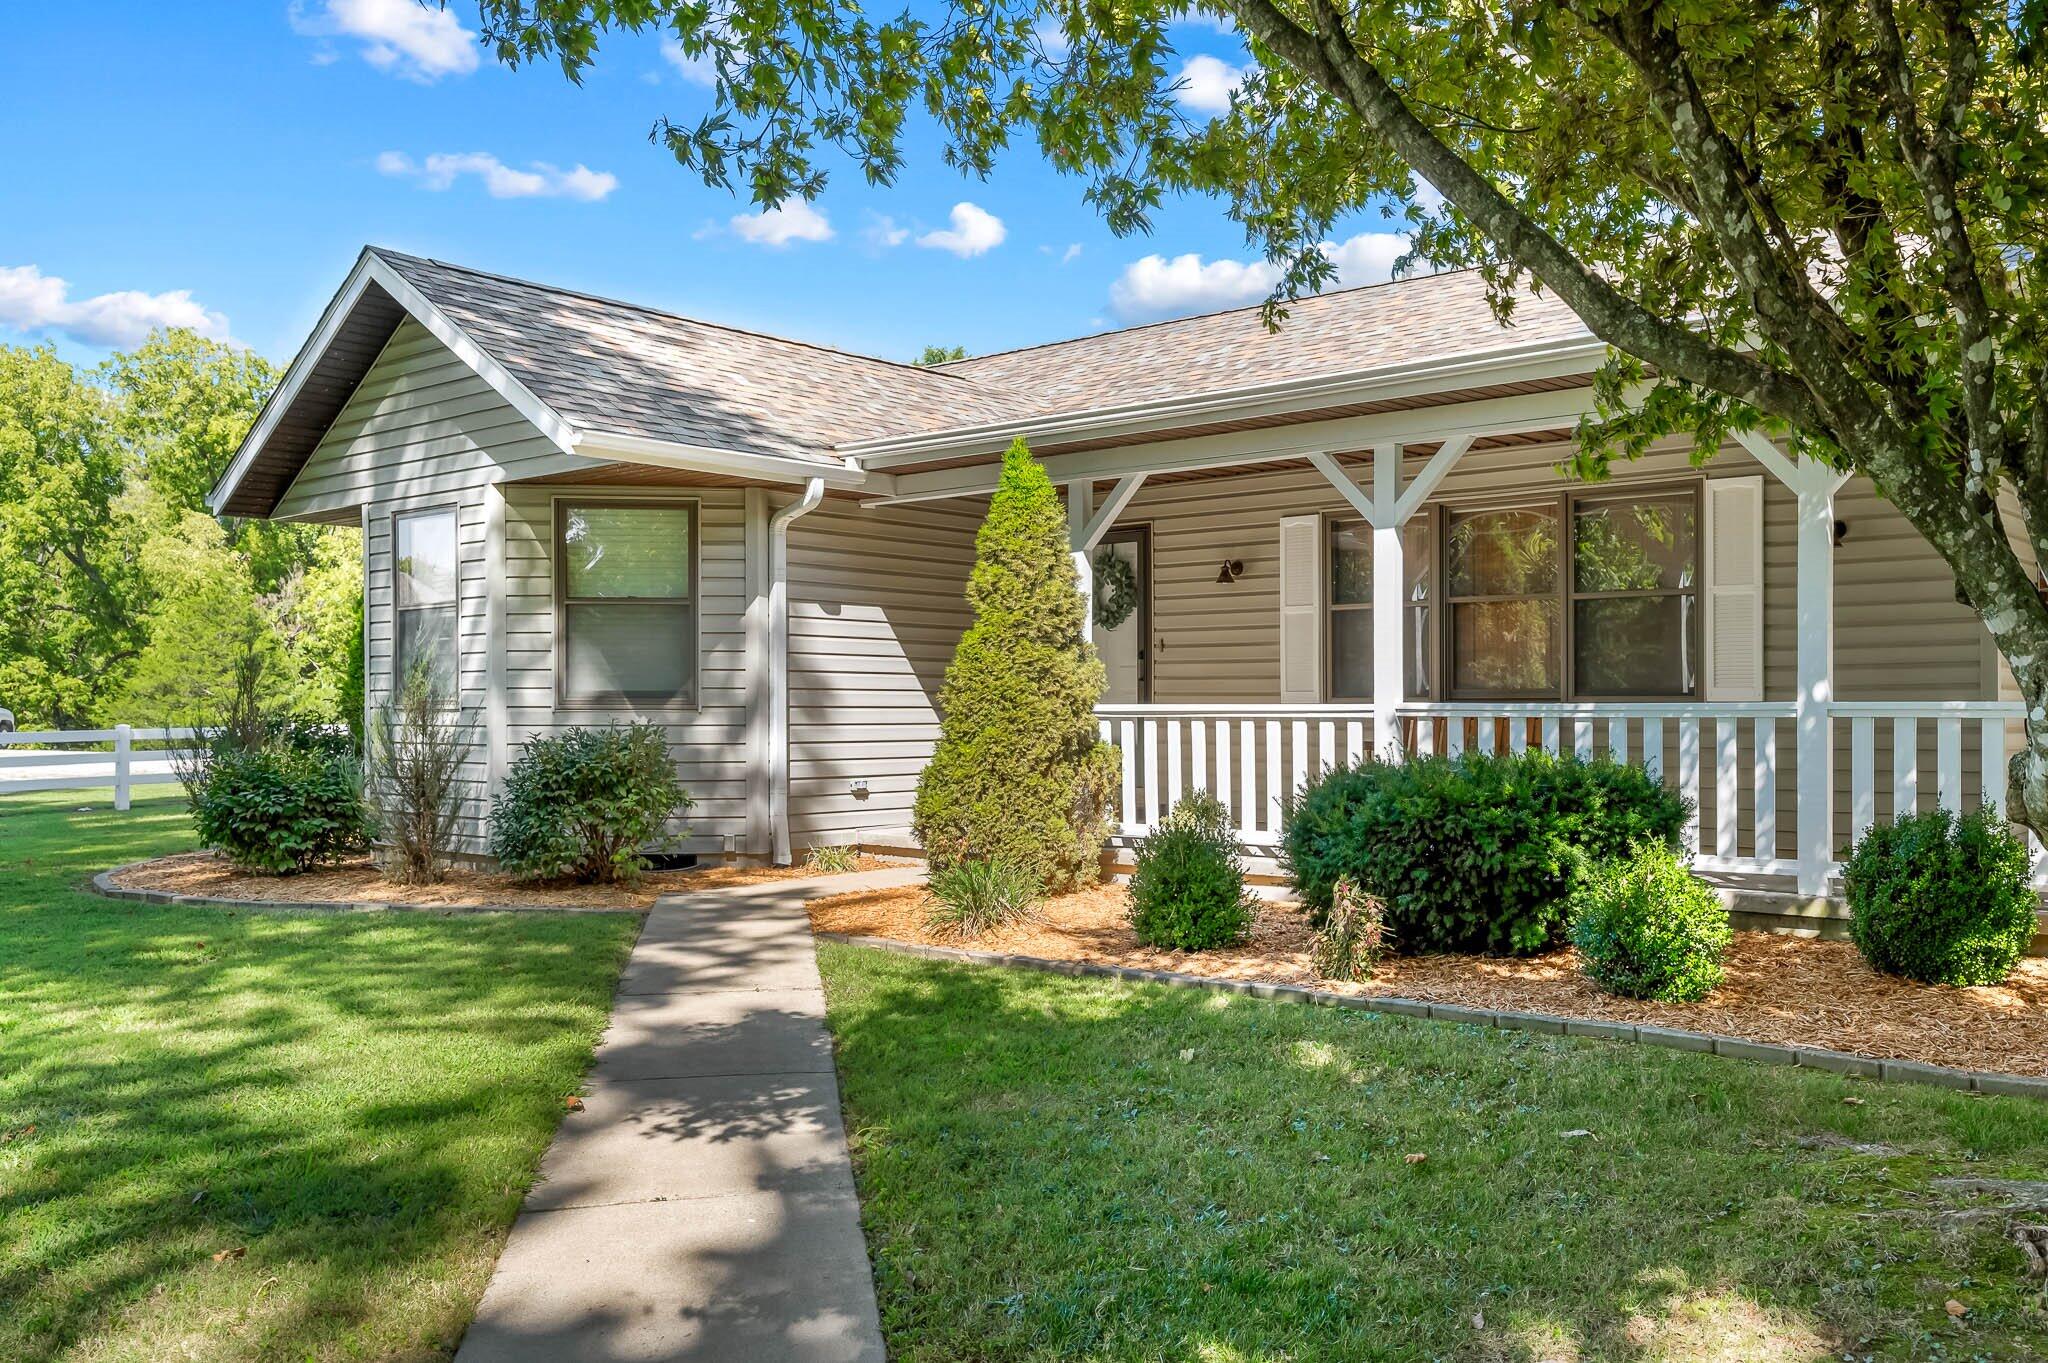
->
xmin=1094 ymin=527 xmax=1149 ymax=703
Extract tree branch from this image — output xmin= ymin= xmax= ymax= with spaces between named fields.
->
xmin=1222 ymin=0 xmax=1832 ymax=434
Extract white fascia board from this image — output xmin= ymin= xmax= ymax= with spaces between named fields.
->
xmin=842 ymin=332 xmax=1608 ymax=470
xmin=867 ymin=383 xmax=1613 ymax=507
xmin=573 ymin=430 xmax=882 ymax=491
xmin=209 ymin=249 xmax=581 ymax=515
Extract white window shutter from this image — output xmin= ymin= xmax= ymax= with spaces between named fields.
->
xmin=1703 ymin=475 xmax=1765 ymax=701
xmin=1279 ymin=514 xmax=1323 ymax=703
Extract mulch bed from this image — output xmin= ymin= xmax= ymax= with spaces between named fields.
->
xmin=110 ymin=850 xmax=900 ymax=911
xmin=806 ymin=883 xmax=2048 ymax=1078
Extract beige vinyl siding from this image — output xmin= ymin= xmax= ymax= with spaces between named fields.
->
xmin=273 ymin=319 xmax=595 ymax=522
xmin=499 ymin=484 xmax=752 ymax=852
xmin=785 ymin=497 xmax=981 ymax=846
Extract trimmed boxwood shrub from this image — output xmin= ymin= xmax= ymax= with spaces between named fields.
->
xmin=1569 ymin=845 xmax=1731 ymax=1001
xmin=1844 ymin=805 xmax=2036 ymax=986
xmin=490 ymin=724 xmax=691 ymax=883
xmin=186 ymin=724 xmax=369 ymax=874
xmin=1280 ymin=749 xmax=1689 ymax=955
xmin=1128 ymin=793 xmax=1255 ymax=950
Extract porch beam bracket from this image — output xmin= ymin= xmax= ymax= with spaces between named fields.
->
xmin=1392 ymin=435 xmax=1475 ymax=523
xmin=1305 ymin=451 xmax=1384 ymax=527
xmin=1079 ymin=474 xmax=1148 ymax=550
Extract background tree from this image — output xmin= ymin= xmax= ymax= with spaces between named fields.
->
xmin=475 ymin=0 xmax=2048 ymax=828
xmin=913 ymin=440 xmax=1119 ymax=889
xmin=914 ymin=344 xmax=968 ymax=365
xmin=0 ymin=331 xmax=359 ymax=728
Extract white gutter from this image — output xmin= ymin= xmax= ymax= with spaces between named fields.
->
xmin=839 ymin=332 xmax=1607 ymax=469
xmin=767 ymin=477 xmax=827 ymax=865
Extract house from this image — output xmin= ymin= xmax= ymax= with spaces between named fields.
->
xmin=212 ymin=246 xmax=2042 ymax=918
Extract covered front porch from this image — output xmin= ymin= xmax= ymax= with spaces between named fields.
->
xmin=868 ymin=388 xmax=2036 ymax=909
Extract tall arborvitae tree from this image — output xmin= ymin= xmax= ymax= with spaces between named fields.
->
xmin=914 ymin=440 xmax=1120 ymax=890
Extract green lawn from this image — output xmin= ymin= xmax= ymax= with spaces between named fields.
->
xmin=819 ymin=942 xmax=2048 ymax=1363
xmin=0 ymin=789 xmax=639 ymax=1363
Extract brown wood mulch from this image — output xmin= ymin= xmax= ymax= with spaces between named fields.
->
xmin=806 ymin=883 xmax=2048 ymax=1078
xmin=110 ymin=850 xmax=899 ymax=911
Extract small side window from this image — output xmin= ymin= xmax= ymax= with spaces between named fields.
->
xmin=393 ymin=508 xmax=458 ymax=701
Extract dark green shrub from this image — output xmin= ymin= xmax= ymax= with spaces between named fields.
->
xmin=1280 ymin=750 xmax=1689 ymax=955
xmin=490 ymin=724 xmax=691 ymax=883
xmin=1311 ymin=876 xmax=1391 ymax=982
xmin=185 ymin=724 xmax=369 ymax=874
xmin=924 ymin=858 xmax=1040 ymax=937
xmin=1128 ymin=795 xmax=1255 ymax=950
xmin=912 ymin=439 xmax=1120 ymax=891
xmin=1844 ymin=806 xmax=2036 ymax=986
xmin=1569 ymin=845 xmax=1731 ymax=1001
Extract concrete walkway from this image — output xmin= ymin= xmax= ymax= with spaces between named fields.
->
xmin=455 ymin=866 xmax=925 ymax=1363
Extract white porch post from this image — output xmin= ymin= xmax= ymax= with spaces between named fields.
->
xmin=1736 ymin=431 xmax=1847 ymax=897
xmin=1793 ymin=482 xmax=1836 ymax=896
xmin=1068 ymin=480 xmax=1094 ymax=641
xmin=1370 ymin=444 xmax=1405 ymax=752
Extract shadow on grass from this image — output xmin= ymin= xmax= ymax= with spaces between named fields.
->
xmin=0 ymin=793 xmax=637 ymax=1362
xmin=817 ymin=944 xmax=2048 ymax=1363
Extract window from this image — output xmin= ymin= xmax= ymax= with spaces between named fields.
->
xmin=1570 ymin=490 xmax=1698 ymax=696
xmin=393 ymin=508 xmax=458 ymax=700
xmin=557 ymin=501 xmax=697 ymax=704
xmin=1332 ymin=484 xmax=1700 ymax=703
xmin=1446 ymin=504 xmax=1562 ymax=697
xmin=1327 ymin=518 xmax=1432 ymax=699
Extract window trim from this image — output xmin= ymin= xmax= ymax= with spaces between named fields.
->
xmin=1326 ymin=478 xmax=1703 ymax=704
xmin=390 ymin=504 xmax=460 ymax=706
xmin=552 ymin=495 xmax=702 ymax=710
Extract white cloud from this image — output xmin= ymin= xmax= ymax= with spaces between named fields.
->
xmin=1412 ymin=176 xmax=1447 ymax=215
xmin=864 ymin=214 xmax=910 ymax=249
xmin=377 ymin=151 xmax=618 ymax=201
xmin=916 ymin=202 xmax=1007 ymax=258
xmin=730 ymin=199 xmax=834 ymax=247
xmin=1033 ymin=17 xmax=1071 ymax=59
xmin=661 ymin=37 xmax=718 ymax=86
xmin=1108 ymin=230 xmax=1416 ymax=320
xmin=0 ymin=264 xmax=234 ymax=349
xmin=1174 ymin=54 xmax=1246 ymax=115
xmin=289 ymin=0 xmax=479 ymax=81
xmin=1041 ymin=242 xmax=1083 ymax=264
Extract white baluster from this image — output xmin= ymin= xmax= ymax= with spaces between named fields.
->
xmin=1608 ymin=716 xmax=1628 ymax=764
xmin=1754 ymin=716 xmax=1777 ymax=866
xmin=1446 ymin=717 xmax=1465 ymax=757
xmin=1319 ymin=720 xmax=1337 ymax=775
xmin=1508 ymin=716 xmax=1529 ymax=755
xmin=1937 ymin=717 xmax=1962 ymax=812
xmin=1678 ymin=717 xmax=1700 ymax=851
xmin=1715 ymin=717 xmax=1739 ymax=860
xmin=1165 ymin=720 xmax=1184 ymax=817
xmin=1346 ymin=720 xmax=1365 ymax=763
xmin=1893 ymin=716 xmax=1918 ymax=821
xmin=1142 ymin=720 xmax=1162 ymax=829
xmin=1291 ymin=720 xmax=1309 ymax=805
xmin=1541 ymin=716 xmax=1560 ymax=754
xmin=1573 ymin=719 xmax=1593 ymax=761
xmin=1265 ymin=720 xmax=1282 ymax=833
xmin=1982 ymin=717 xmax=2008 ymax=819
xmin=1238 ymin=719 xmax=1256 ymax=839
xmin=1850 ymin=716 xmax=1875 ymax=843
xmin=1191 ymin=719 xmax=1208 ymax=798
xmin=1641 ymin=717 xmax=1664 ymax=781
xmin=1119 ymin=719 xmax=1137 ymax=834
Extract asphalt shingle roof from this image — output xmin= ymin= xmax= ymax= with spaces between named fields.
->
xmin=375 ymin=249 xmax=1032 ymax=464
xmin=931 ymin=270 xmax=1590 ymax=420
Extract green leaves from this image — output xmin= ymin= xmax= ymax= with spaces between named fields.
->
xmin=489 ymin=723 xmax=693 ymax=882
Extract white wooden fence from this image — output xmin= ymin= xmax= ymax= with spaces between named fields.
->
xmin=0 ymin=726 xmax=199 ymax=810
xmin=1097 ymin=698 xmax=2040 ymax=889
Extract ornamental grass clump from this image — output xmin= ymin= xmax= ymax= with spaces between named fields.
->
xmin=1128 ymin=793 xmax=1255 ymax=950
xmin=490 ymin=723 xmax=690 ymax=883
xmin=1568 ymin=845 xmax=1731 ymax=1002
xmin=366 ymin=663 xmax=472 ymax=884
xmin=1281 ymin=749 xmax=1688 ymax=956
xmin=912 ymin=440 xmax=1120 ymax=891
xmin=924 ymin=858 xmax=1040 ymax=938
xmin=1844 ymin=805 xmax=2036 ymax=986
xmin=1311 ymin=876 xmax=1391 ymax=983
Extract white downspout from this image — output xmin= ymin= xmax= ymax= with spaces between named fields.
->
xmin=769 ymin=477 xmax=827 ymax=865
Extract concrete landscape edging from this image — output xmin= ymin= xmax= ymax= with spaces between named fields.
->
xmin=814 ymin=931 xmax=2048 ymax=1101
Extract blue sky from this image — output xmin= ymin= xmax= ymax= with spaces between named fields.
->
xmin=0 ymin=2 xmax=1415 ymax=368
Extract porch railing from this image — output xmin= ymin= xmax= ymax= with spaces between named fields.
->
xmin=1095 ymin=698 xmax=2043 ymax=887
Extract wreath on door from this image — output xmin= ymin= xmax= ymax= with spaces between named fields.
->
xmin=1093 ymin=546 xmax=1139 ymax=632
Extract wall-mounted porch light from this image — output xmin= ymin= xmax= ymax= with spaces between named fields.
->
xmin=1215 ymin=559 xmax=1245 ymax=584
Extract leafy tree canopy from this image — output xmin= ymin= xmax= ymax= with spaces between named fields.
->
xmin=914 ymin=344 xmax=968 ymax=365
xmin=474 ymin=0 xmax=2048 ymax=824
